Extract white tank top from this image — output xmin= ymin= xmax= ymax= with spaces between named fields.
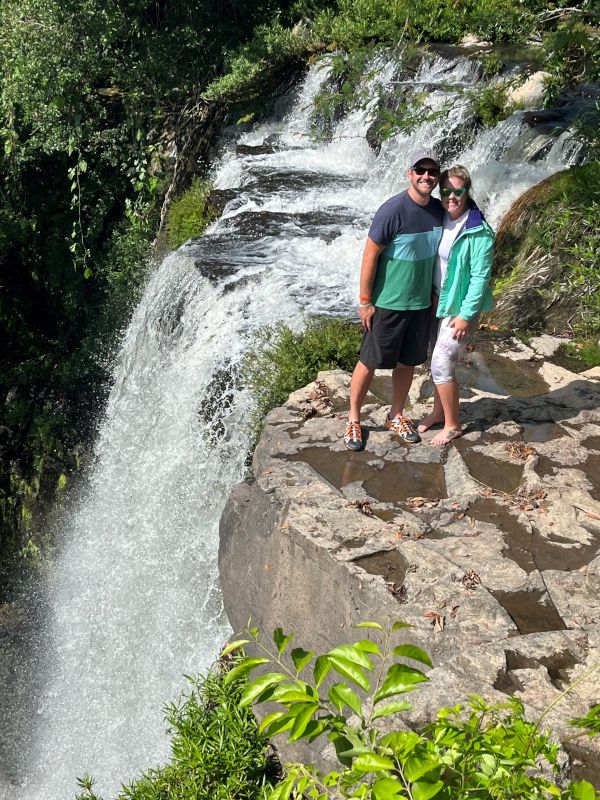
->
xmin=433 ymin=210 xmax=469 ymax=292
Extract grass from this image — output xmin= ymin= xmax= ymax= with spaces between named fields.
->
xmin=75 ymin=661 xmax=276 ymax=800
xmin=166 ymin=178 xmax=219 ymax=250
xmin=242 ymin=316 xmax=362 ymax=442
xmin=492 ymin=162 xmax=600 ymax=338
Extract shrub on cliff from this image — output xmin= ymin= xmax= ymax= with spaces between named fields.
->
xmin=492 ymin=162 xmax=600 ymax=354
xmin=242 ymin=317 xmax=362 ymax=440
xmin=75 ymin=661 xmax=277 ymax=800
xmin=227 ymin=620 xmax=600 ymax=800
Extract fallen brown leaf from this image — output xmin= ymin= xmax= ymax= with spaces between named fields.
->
xmin=424 ymin=610 xmax=445 ymax=632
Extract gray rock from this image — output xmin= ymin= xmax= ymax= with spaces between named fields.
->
xmin=219 ymin=337 xmax=600 ymax=778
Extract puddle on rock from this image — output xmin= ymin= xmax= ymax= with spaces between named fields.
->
xmin=586 ymin=454 xmax=600 ymax=500
xmin=288 ymin=447 xmax=382 ymax=489
xmin=469 ymin=498 xmax=600 ymax=572
xmin=520 ymin=423 xmax=566 ymax=443
xmin=456 ymin=446 xmax=524 ymax=493
xmin=372 ymin=509 xmax=400 ymax=522
xmin=354 ymin=550 xmax=407 ymax=594
xmin=457 ymin=344 xmax=548 ymax=398
xmin=538 ymin=650 xmax=580 ymax=690
xmin=288 ymin=447 xmax=446 ymax=503
xmin=583 ymin=435 xmax=600 ymax=451
xmin=364 ymin=462 xmax=446 ymax=503
xmin=491 ymin=588 xmax=566 ymax=634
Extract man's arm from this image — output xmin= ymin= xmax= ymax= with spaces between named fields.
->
xmin=359 ymin=237 xmax=384 ymax=331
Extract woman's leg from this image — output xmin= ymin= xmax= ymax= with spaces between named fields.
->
xmin=418 ymin=304 xmax=444 ymax=432
xmin=430 ymin=317 xmax=464 ymax=444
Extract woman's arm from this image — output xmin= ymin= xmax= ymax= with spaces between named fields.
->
xmin=458 ymin=230 xmax=494 ymax=321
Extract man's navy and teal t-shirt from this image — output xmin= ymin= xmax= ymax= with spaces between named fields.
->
xmin=368 ymin=191 xmax=443 ymax=310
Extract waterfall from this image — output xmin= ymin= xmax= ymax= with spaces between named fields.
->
xmin=1 ymin=47 xmax=584 ymax=800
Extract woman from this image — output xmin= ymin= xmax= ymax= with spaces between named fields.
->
xmin=418 ymin=165 xmax=494 ymax=444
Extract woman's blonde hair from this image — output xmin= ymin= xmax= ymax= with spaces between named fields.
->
xmin=440 ymin=164 xmax=472 ymax=192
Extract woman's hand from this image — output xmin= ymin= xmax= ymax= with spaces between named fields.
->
xmin=359 ymin=304 xmax=376 ymax=331
xmin=449 ymin=316 xmax=469 ymax=339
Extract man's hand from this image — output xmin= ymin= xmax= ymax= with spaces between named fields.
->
xmin=359 ymin=304 xmax=376 ymax=331
xmin=449 ymin=316 xmax=469 ymax=339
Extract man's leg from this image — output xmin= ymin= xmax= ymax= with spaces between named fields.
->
xmin=389 ymin=363 xmax=414 ymax=420
xmin=349 ymin=360 xmax=375 ymax=423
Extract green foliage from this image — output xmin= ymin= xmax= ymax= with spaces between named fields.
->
xmin=203 ymin=22 xmax=313 ymax=102
xmin=493 ymin=163 xmax=600 ymax=338
xmin=570 ymin=705 xmax=600 ymax=739
xmin=542 ymin=12 xmax=600 ymax=106
xmin=232 ymin=621 xmax=600 ymax=800
xmin=75 ymin=662 xmax=275 ymax=800
xmin=242 ymin=317 xmax=361 ymax=437
xmin=166 ymin=179 xmax=219 ymax=250
xmin=312 ymin=0 xmax=538 ymax=50
xmin=469 ymin=81 xmax=512 ymax=129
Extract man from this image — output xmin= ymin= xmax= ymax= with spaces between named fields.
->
xmin=344 ymin=149 xmax=443 ymax=451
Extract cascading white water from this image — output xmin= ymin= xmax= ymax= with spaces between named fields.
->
xmin=1 ymin=48 xmax=584 ymax=800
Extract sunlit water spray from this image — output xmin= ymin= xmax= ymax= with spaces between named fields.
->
xmin=1 ymin=49 xmax=583 ymax=800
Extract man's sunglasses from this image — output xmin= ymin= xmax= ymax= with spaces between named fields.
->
xmin=441 ymin=186 xmax=468 ymax=197
xmin=412 ymin=166 xmax=440 ymax=177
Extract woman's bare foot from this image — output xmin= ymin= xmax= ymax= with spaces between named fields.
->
xmin=417 ymin=411 xmax=444 ymax=433
xmin=431 ymin=428 xmax=463 ymax=445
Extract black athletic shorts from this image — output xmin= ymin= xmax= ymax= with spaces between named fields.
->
xmin=359 ymin=306 xmax=431 ymax=369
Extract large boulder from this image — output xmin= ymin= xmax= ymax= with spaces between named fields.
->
xmin=219 ymin=335 xmax=600 ymax=780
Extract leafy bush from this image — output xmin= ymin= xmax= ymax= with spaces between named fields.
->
xmin=226 ymin=620 xmax=600 ymax=800
xmin=242 ymin=317 xmax=362 ymax=437
xmin=166 ymin=179 xmax=219 ymax=250
xmin=75 ymin=661 xmax=276 ymax=800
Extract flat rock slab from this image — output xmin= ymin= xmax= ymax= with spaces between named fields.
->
xmin=219 ymin=333 xmax=600 ymax=780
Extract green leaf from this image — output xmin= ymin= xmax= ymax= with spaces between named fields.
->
xmin=391 ymin=621 xmax=412 ymax=631
xmin=223 ymin=657 xmax=269 ymax=686
xmin=264 ymin=713 xmax=295 ymax=738
xmin=291 ymin=647 xmax=314 ymax=672
xmin=353 ymin=752 xmax=395 ymax=773
xmin=570 ymin=781 xmax=597 ymax=800
xmin=371 ymin=700 xmax=413 ymax=721
xmin=288 ymin=702 xmax=319 ymax=742
xmin=221 ymin=639 xmax=249 ymax=657
xmin=328 ymin=645 xmax=374 ymax=670
xmin=274 ymin=627 xmax=294 ymax=654
xmin=412 ymin=781 xmax=444 ymax=800
xmin=328 ymin=683 xmax=363 ymax=717
xmin=374 ymin=664 xmax=428 ymax=703
xmin=273 ymin=688 xmax=317 ymax=704
xmin=328 ymin=656 xmax=370 ymax=692
xmin=392 ymin=644 xmax=432 ymax=667
xmin=404 ymin=754 xmax=441 ymax=782
xmin=314 ymin=655 xmax=331 ymax=687
xmin=83 ymin=267 xmax=93 ymax=279
xmin=355 ymin=621 xmax=384 ymax=630
xmin=259 ymin=710 xmax=286 ymax=733
xmin=355 ymin=639 xmax=380 ymax=654
xmin=372 ymin=777 xmax=404 ymax=799
xmin=239 ymin=673 xmax=288 ymax=706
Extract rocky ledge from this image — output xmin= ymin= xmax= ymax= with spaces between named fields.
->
xmin=219 ymin=333 xmax=600 ymax=781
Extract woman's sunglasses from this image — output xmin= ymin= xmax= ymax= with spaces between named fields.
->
xmin=412 ymin=166 xmax=440 ymax=176
xmin=441 ymin=187 xmax=468 ymax=197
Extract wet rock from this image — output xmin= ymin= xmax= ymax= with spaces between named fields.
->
xmin=219 ymin=335 xmax=600 ymax=775
xmin=506 ymin=71 xmax=552 ymax=108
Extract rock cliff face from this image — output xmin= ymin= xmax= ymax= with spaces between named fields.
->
xmin=219 ymin=334 xmax=600 ymax=780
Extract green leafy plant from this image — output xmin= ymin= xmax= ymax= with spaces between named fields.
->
xmin=166 ymin=178 xmax=219 ymax=250
xmin=75 ymin=660 xmax=277 ymax=800
xmin=225 ymin=621 xmax=600 ymax=800
xmin=242 ymin=317 xmax=362 ymax=441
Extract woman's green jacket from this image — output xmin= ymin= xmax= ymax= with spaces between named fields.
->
xmin=436 ymin=204 xmax=494 ymax=321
